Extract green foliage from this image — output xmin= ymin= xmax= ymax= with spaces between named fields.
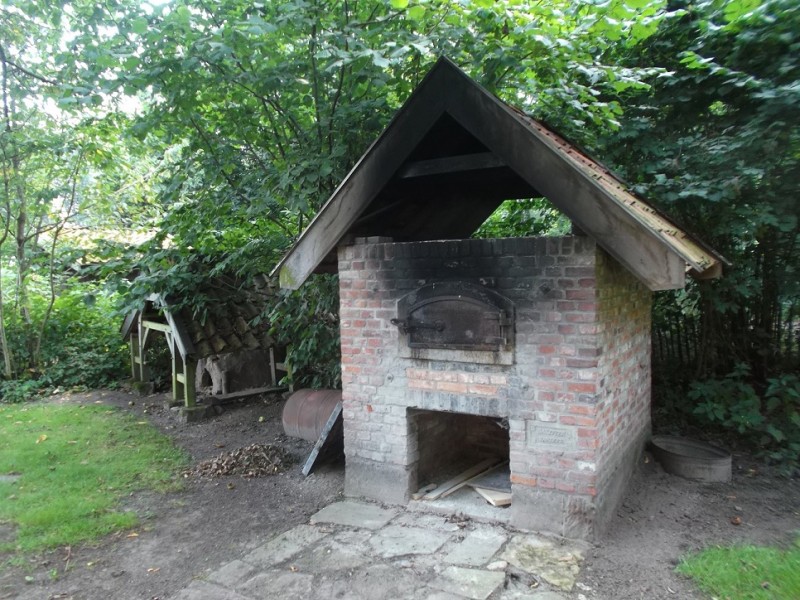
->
xmin=1 ymin=282 xmax=129 ymax=402
xmin=267 ymin=275 xmax=341 ymax=390
xmin=599 ymin=0 xmax=799 ymax=458
xmin=0 ymin=380 xmax=46 ymax=405
xmin=678 ymin=539 xmax=800 ymax=600
xmin=688 ymin=365 xmax=800 ymax=472
xmin=48 ymin=0 xmax=674 ymax=397
xmin=606 ymin=0 xmax=800 ymax=380
xmin=473 ymin=198 xmax=571 ymax=239
xmin=0 ymin=402 xmax=186 ymax=552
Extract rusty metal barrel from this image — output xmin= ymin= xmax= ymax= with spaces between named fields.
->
xmin=282 ymin=389 xmax=343 ymax=441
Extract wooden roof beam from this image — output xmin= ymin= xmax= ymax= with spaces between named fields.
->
xmin=397 ymin=152 xmax=506 ymax=179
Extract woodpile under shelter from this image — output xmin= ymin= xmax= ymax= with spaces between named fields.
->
xmin=273 ymin=58 xmax=723 ymax=540
xmin=121 ymin=275 xmax=288 ymax=417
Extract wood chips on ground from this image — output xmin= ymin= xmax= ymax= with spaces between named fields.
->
xmin=184 ymin=443 xmax=293 ymax=479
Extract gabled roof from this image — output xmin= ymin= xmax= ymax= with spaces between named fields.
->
xmin=273 ymin=57 xmax=723 ymax=291
xmin=121 ymin=276 xmax=276 ymax=359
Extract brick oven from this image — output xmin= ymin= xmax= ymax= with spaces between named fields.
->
xmin=337 ymin=235 xmax=651 ymax=538
xmin=273 ymin=58 xmax=722 ymax=540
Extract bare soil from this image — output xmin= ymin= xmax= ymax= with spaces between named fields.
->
xmin=1 ymin=388 xmax=798 ymax=600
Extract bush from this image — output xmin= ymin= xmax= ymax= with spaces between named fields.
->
xmin=266 ymin=274 xmax=341 ymax=390
xmin=689 ymin=365 xmax=800 ymax=473
xmin=1 ymin=283 xmax=129 ymax=402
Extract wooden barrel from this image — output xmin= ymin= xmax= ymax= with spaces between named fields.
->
xmin=282 ymin=388 xmax=343 ymax=441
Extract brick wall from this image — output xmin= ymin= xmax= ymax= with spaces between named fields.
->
xmin=337 ymin=235 xmax=651 ymax=540
xmin=592 ymin=250 xmax=652 ymax=531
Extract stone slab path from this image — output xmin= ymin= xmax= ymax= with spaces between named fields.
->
xmin=171 ymin=501 xmax=589 ymax=600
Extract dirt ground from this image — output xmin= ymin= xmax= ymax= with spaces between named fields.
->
xmin=1 ymin=388 xmax=798 ymax=600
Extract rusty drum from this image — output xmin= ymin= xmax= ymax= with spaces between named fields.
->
xmin=282 ymin=388 xmax=343 ymax=441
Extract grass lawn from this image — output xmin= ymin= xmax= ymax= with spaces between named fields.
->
xmin=0 ymin=401 xmax=187 ymax=553
xmin=678 ymin=539 xmax=800 ymax=600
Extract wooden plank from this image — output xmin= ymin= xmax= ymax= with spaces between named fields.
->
xmin=473 ymin=486 xmax=512 ymax=507
xmin=121 ymin=310 xmax=138 ymax=339
xmin=397 ymin=152 xmax=505 ymax=179
xmin=302 ymin=402 xmax=344 ymax=476
xmin=206 ymin=385 xmax=288 ymax=403
xmin=129 ymin=335 xmax=139 ymax=380
xmin=422 ymin=458 xmax=501 ymax=501
xmin=183 ymin=358 xmax=196 ymax=408
xmin=439 ymin=460 xmax=506 ymax=499
xmin=411 ymin=483 xmax=437 ymax=501
xmin=172 ymin=351 xmax=180 ymax=403
xmin=141 ymin=320 xmax=172 ymax=333
xmin=466 ymin=462 xmax=511 ymax=493
xmin=274 ymin=62 xmax=454 ymax=290
xmin=269 ymin=347 xmax=277 ymax=388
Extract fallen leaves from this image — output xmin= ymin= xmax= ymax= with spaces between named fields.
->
xmin=36 ymin=434 xmax=48 ymax=444
xmin=183 ymin=444 xmax=293 ymax=479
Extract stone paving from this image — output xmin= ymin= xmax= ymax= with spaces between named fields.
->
xmin=171 ymin=501 xmax=589 ymax=600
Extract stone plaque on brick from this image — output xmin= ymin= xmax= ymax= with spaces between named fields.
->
xmin=527 ymin=422 xmax=577 ymax=450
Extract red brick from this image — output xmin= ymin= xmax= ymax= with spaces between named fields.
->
xmin=569 ymin=404 xmax=598 ymax=415
xmin=510 ymin=474 xmax=537 ymax=487
xmin=567 ymin=382 xmax=596 ymax=394
xmin=437 ymin=381 xmax=469 ymax=394
xmin=565 ymin=313 xmax=595 ymax=323
xmin=566 ymin=358 xmax=598 ymax=368
xmin=566 ymin=289 xmax=594 ymax=301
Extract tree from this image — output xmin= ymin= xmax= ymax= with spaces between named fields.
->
xmin=597 ymin=0 xmax=799 ymax=466
xmin=0 ymin=1 xmax=153 ymax=383
xmin=95 ymin=0 xmax=671 ymax=386
xmin=605 ymin=0 xmax=799 ymax=379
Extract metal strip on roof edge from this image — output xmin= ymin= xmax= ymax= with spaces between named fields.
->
xmin=515 ymin=111 xmax=724 ymax=276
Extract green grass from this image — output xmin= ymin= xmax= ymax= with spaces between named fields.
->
xmin=0 ymin=401 xmax=187 ymax=553
xmin=678 ymin=539 xmax=800 ymax=600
